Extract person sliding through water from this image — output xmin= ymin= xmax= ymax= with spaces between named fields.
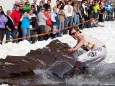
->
xmin=68 ymin=26 xmax=107 ymax=74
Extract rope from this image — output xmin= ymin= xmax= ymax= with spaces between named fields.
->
xmin=0 ymin=12 xmax=114 ymax=43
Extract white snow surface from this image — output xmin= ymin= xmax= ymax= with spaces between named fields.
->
xmin=0 ymin=84 xmax=8 ymax=86
xmin=0 ymin=21 xmax=115 ymax=64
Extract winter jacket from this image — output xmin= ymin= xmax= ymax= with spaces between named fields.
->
xmin=44 ymin=12 xmax=52 ymax=26
xmin=31 ymin=17 xmax=39 ymax=29
xmin=5 ymin=16 xmax=14 ymax=30
xmin=51 ymin=12 xmax=60 ymax=26
xmin=11 ymin=10 xmax=21 ymax=27
xmin=23 ymin=5 xmax=32 ymax=12
xmin=37 ymin=12 xmax=47 ymax=25
xmin=0 ymin=14 xmax=8 ymax=28
xmin=21 ymin=16 xmax=30 ymax=29
xmin=93 ymin=3 xmax=100 ymax=13
xmin=105 ymin=3 xmax=113 ymax=12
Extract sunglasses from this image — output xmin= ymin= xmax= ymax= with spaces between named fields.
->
xmin=71 ymin=32 xmax=76 ymax=36
xmin=0 ymin=9 xmax=2 ymax=10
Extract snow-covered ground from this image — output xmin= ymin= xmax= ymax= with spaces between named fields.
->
xmin=0 ymin=21 xmax=115 ymax=64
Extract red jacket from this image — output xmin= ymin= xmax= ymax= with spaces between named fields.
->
xmin=11 ymin=10 xmax=21 ymax=27
xmin=44 ymin=12 xmax=52 ymax=26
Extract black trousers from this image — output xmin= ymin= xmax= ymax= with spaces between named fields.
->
xmin=30 ymin=30 xmax=38 ymax=43
xmin=0 ymin=28 xmax=5 ymax=44
xmin=38 ymin=25 xmax=45 ymax=41
xmin=99 ymin=8 xmax=105 ymax=22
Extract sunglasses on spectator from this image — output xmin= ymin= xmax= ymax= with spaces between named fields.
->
xmin=70 ymin=32 xmax=76 ymax=36
xmin=48 ymin=10 xmax=51 ymax=11
xmin=0 ymin=9 xmax=2 ymax=10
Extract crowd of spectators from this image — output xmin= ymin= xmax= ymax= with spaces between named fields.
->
xmin=0 ymin=0 xmax=114 ymax=44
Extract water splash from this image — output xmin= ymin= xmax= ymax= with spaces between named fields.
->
xmin=33 ymin=62 xmax=115 ymax=85
xmin=65 ymin=62 xmax=115 ymax=85
xmin=34 ymin=69 xmax=63 ymax=85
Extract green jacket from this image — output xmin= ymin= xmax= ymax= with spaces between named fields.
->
xmin=23 ymin=5 xmax=31 ymax=11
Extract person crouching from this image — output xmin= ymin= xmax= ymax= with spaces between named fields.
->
xmin=68 ymin=26 xmax=107 ymax=72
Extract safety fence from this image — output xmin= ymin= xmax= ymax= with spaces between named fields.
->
xmin=0 ymin=12 xmax=114 ymax=43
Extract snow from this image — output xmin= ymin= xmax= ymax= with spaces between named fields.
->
xmin=0 ymin=84 xmax=8 ymax=86
xmin=0 ymin=21 xmax=115 ymax=64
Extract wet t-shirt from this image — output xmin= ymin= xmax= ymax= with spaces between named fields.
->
xmin=78 ymin=33 xmax=104 ymax=50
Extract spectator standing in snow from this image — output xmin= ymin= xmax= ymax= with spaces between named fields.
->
xmin=99 ymin=0 xmax=105 ymax=22
xmin=58 ymin=7 xmax=66 ymax=37
xmin=51 ymin=6 xmax=60 ymax=38
xmin=11 ymin=5 xmax=21 ymax=43
xmin=23 ymin=1 xmax=31 ymax=12
xmin=20 ymin=11 xmax=30 ymax=41
xmin=43 ymin=0 xmax=51 ymax=11
xmin=28 ymin=9 xmax=38 ymax=43
xmin=0 ymin=6 xmax=8 ymax=44
xmin=5 ymin=10 xmax=18 ymax=43
xmin=105 ymin=0 xmax=113 ymax=21
xmin=37 ymin=7 xmax=47 ymax=41
xmin=64 ymin=0 xmax=74 ymax=34
xmin=44 ymin=8 xmax=52 ymax=40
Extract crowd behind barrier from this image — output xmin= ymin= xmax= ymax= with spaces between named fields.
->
xmin=0 ymin=0 xmax=115 ymax=44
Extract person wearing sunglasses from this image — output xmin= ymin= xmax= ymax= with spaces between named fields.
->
xmin=23 ymin=1 xmax=31 ymax=12
xmin=68 ymin=26 xmax=107 ymax=70
xmin=0 ymin=6 xmax=8 ymax=44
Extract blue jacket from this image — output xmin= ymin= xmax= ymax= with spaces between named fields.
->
xmin=0 ymin=14 xmax=8 ymax=28
xmin=105 ymin=3 xmax=113 ymax=12
xmin=21 ymin=16 xmax=30 ymax=29
xmin=51 ymin=12 xmax=60 ymax=26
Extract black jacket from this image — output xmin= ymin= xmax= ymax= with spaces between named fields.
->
xmin=31 ymin=17 xmax=39 ymax=29
xmin=5 ymin=16 xmax=14 ymax=30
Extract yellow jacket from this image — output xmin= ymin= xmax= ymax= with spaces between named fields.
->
xmin=93 ymin=3 xmax=100 ymax=13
